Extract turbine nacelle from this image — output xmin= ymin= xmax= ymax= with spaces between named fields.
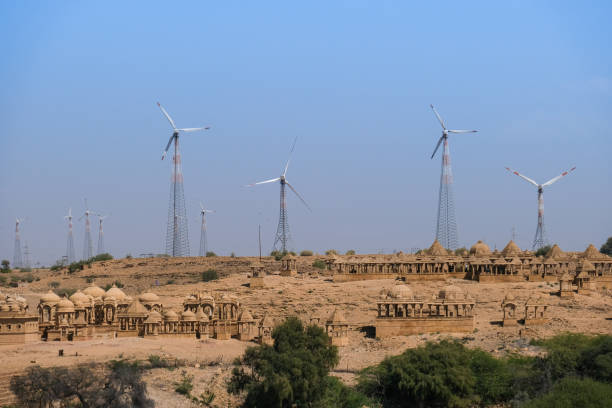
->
xmin=157 ymin=102 xmax=210 ymax=160
xmin=429 ymin=104 xmax=478 ymax=159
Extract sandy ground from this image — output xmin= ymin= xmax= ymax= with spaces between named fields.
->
xmin=3 ymin=261 xmax=612 ymax=406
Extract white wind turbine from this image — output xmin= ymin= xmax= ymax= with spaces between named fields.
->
xmin=429 ymin=104 xmax=478 ymax=250
xmin=79 ymin=199 xmax=99 ymax=260
xmin=198 ymin=203 xmax=215 ymax=257
xmin=247 ymin=137 xmax=311 ymax=253
xmin=64 ymin=208 xmax=76 ymax=264
xmin=97 ymin=214 xmax=109 ymax=255
xmin=158 ymin=102 xmax=210 ymax=257
xmin=505 ymin=166 xmax=576 ymax=250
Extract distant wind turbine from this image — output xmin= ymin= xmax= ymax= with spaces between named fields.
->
xmin=429 ymin=104 xmax=477 ymax=250
xmin=505 ymin=166 xmax=576 ymax=250
xmin=247 ymin=137 xmax=310 ymax=253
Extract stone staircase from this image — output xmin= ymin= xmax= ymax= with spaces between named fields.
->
xmin=0 ymin=371 xmax=19 ymax=407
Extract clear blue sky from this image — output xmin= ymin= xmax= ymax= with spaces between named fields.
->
xmin=1 ymin=1 xmax=611 ymax=265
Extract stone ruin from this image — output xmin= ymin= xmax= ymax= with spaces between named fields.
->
xmin=375 ymin=282 xmax=475 ymax=338
xmin=0 ymin=293 xmax=38 ymax=345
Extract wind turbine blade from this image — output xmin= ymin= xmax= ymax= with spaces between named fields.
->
xmin=448 ymin=129 xmax=478 ymax=134
xmin=286 ymin=181 xmax=312 ymax=212
xmin=200 ymin=202 xmax=204 ymax=211
xmin=430 ymin=136 xmax=444 ymax=159
xmin=177 ymin=127 xmax=210 ymax=132
xmin=246 ymin=177 xmax=281 ymax=187
xmin=161 ymin=134 xmax=175 ymax=160
xmin=542 ymin=166 xmax=576 ymax=187
xmin=505 ymin=167 xmax=539 ymax=187
xmin=430 ymin=104 xmax=446 ymax=129
xmin=283 ymin=136 xmax=298 ymax=177
xmin=157 ymin=102 xmax=176 ymax=129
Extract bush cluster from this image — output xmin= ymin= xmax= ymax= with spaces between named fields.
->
xmin=201 ymin=269 xmax=219 ymax=282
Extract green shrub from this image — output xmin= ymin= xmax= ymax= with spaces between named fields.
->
xmin=85 ymin=276 xmax=94 ymax=283
xmin=10 ymin=275 xmax=20 ymax=283
xmin=345 ymin=249 xmax=356 ymax=255
xmin=56 ymin=288 xmax=76 ymax=298
xmin=454 ymin=247 xmax=468 ymax=256
xmin=325 ymin=249 xmax=338 ymax=256
xmin=175 ymin=372 xmax=193 ymax=396
xmin=103 ymin=281 xmax=124 ymax=291
xmin=205 ymin=251 xmax=216 ymax=257
xmin=166 ymin=279 xmax=175 ymax=285
xmin=270 ymin=250 xmax=287 ymax=260
xmin=201 ymin=269 xmax=218 ymax=282
xmin=230 ymin=252 xmax=236 ymax=258
xmin=1 ymin=259 xmax=10 ymax=273
xmin=49 ymin=281 xmax=61 ymax=288
xmin=21 ymin=274 xmax=34 ymax=283
xmin=300 ymin=250 xmax=313 ymax=256
xmin=312 ymin=259 xmax=326 ymax=269
xmin=90 ymin=253 xmax=113 ymax=262
xmin=358 ymin=339 xmax=480 ymax=408
xmin=0 ymin=275 xmax=6 ymax=285
xmin=535 ymin=245 xmax=552 ymax=257
xmin=19 ymin=267 xmax=32 ymax=272
xmin=148 ymin=355 xmax=170 ymax=369
xmin=524 ymin=377 xmax=612 ymax=408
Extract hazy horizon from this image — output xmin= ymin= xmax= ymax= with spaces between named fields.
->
xmin=1 ymin=1 xmax=611 ymax=266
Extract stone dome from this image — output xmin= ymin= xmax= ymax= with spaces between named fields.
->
xmin=139 ymin=292 xmax=160 ymax=303
xmin=327 ymin=308 xmax=347 ymax=324
xmin=438 ymin=285 xmax=465 ymax=301
xmin=163 ymin=309 xmax=179 ymax=321
xmin=83 ymin=285 xmax=105 ymax=298
xmin=105 ymin=285 xmax=126 ymax=301
xmin=428 ymin=239 xmax=448 ymax=256
xmin=583 ymin=244 xmax=603 ymax=259
xmin=470 ymin=240 xmax=491 ymax=257
xmin=501 ymin=240 xmax=521 ymax=256
xmin=56 ymin=297 xmax=75 ymax=313
xmin=387 ymin=284 xmax=413 ymax=300
xmin=146 ymin=310 xmax=162 ymax=323
xmin=69 ymin=290 xmax=89 ymax=305
xmin=546 ymin=244 xmax=565 ymax=259
xmin=41 ymin=290 xmax=61 ymax=304
xmin=181 ymin=310 xmax=196 ymax=322
xmin=238 ymin=309 xmax=254 ymax=322
xmin=195 ymin=307 xmax=208 ymax=321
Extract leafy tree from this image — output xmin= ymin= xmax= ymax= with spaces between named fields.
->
xmin=325 ymin=249 xmax=338 ymax=256
xmin=1 ymin=259 xmax=10 ymax=273
xmin=205 ymin=251 xmax=217 ymax=257
xmin=601 ymin=237 xmax=612 ymax=256
xmin=11 ymin=360 xmax=153 ymax=408
xmin=228 ymin=317 xmax=343 ymax=407
xmin=358 ymin=340 xmax=482 ymax=408
xmin=535 ymin=245 xmax=552 ymax=257
xmin=300 ymin=250 xmax=313 ymax=256
xmin=270 ymin=250 xmax=288 ymax=260
xmin=345 ymin=250 xmax=356 ymax=255
xmin=524 ymin=377 xmax=612 ymax=408
xmin=577 ymin=336 xmax=612 ymax=383
xmin=312 ymin=260 xmax=326 ymax=269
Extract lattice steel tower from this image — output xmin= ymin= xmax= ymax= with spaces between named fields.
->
xmin=505 ymin=166 xmax=576 ymax=251
xmin=13 ymin=218 xmax=23 ymax=268
xmin=273 ymin=180 xmax=291 ymax=252
xmin=247 ymin=137 xmax=310 ymax=253
xmin=429 ymin=105 xmax=477 ymax=251
xmin=64 ymin=208 xmax=76 ymax=264
xmin=157 ymin=102 xmax=210 ymax=257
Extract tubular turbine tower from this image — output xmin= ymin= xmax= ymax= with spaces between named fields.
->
xmin=13 ymin=218 xmax=24 ymax=268
xmin=157 ymin=102 xmax=210 ymax=257
xmin=198 ymin=203 xmax=215 ymax=257
xmin=429 ymin=105 xmax=478 ymax=250
xmin=64 ymin=208 xmax=76 ymax=264
xmin=505 ymin=166 xmax=576 ymax=250
xmin=97 ymin=214 xmax=109 ymax=255
xmin=247 ymin=138 xmax=310 ymax=253
xmin=79 ymin=201 xmax=98 ymax=260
